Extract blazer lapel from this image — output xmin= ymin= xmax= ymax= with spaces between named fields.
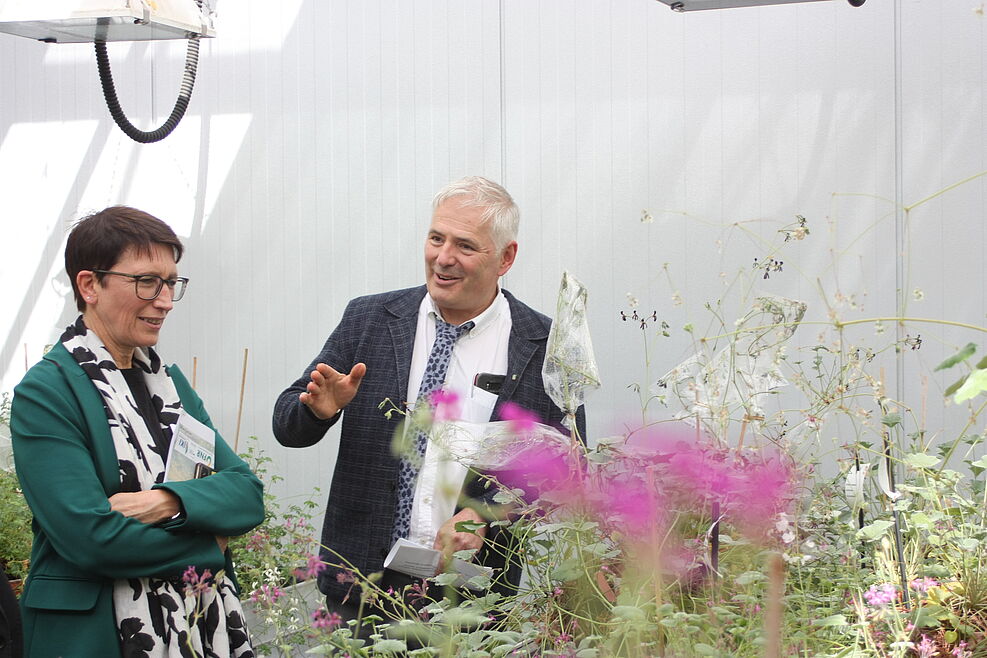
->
xmin=498 ymin=289 xmax=549 ymax=405
xmin=385 ymin=286 xmax=427 ymax=405
xmin=46 ymin=344 xmax=124 ymax=492
xmin=498 ymin=333 xmax=537 ymax=404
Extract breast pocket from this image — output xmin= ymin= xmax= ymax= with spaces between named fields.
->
xmin=464 ymin=385 xmax=500 ymax=422
xmin=22 ymin=574 xmax=103 ymax=611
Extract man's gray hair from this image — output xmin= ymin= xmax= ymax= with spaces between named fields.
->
xmin=432 ymin=176 xmax=519 ymax=250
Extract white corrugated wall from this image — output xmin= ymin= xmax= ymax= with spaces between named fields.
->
xmin=1 ymin=0 xmax=984 ymax=506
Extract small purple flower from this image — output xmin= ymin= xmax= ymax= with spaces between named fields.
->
xmin=916 ymin=635 xmax=937 ymax=658
xmin=430 ymin=389 xmax=461 ymax=421
xmin=311 ymin=607 xmax=343 ymax=630
xmin=498 ymin=401 xmax=539 ymax=432
xmin=909 ymin=577 xmax=939 ymax=594
xmin=863 ymin=583 xmax=897 ymax=607
xmin=249 ymin=584 xmax=286 ymax=605
xmin=294 ymin=553 xmax=327 ymax=581
xmin=181 ymin=566 xmax=213 ymax=595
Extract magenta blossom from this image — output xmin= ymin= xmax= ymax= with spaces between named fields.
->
xmin=430 ymin=388 xmax=461 ymax=422
xmin=602 ymin=427 xmax=794 ymax=541
xmin=591 ymin=474 xmax=667 ymax=541
xmin=915 ymin=635 xmax=937 ymax=658
xmin=311 ymin=607 xmax=343 ymax=630
xmin=496 ymin=440 xmax=583 ymax=502
xmin=294 ymin=553 xmax=328 ymax=581
xmin=498 ymin=401 xmax=540 ymax=432
xmin=249 ymin=584 xmax=286 ymax=605
xmin=909 ymin=577 xmax=939 ymax=594
xmin=181 ymin=566 xmax=214 ymax=595
xmin=863 ymin=583 xmax=898 ymax=607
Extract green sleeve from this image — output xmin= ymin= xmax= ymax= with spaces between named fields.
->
xmin=12 ymin=362 xmax=230 ymax=580
xmin=154 ymin=364 xmax=265 ymax=537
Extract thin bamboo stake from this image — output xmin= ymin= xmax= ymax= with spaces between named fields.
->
xmin=878 ymin=367 xmax=910 ymax=607
xmin=736 ymin=418 xmax=749 ymax=456
xmin=233 ymin=348 xmax=248 ymax=452
xmin=191 ymin=356 xmax=198 ymax=390
xmin=763 ymin=552 xmax=785 ymax=658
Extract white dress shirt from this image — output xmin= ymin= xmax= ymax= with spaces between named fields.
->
xmin=404 ymin=290 xmax=512 ymax=547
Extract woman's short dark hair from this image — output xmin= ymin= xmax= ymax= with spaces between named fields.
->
xmin=65 ymin=206 xmax=184 ymax=311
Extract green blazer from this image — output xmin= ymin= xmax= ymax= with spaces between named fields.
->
xmin=11 ymin=343 xmax=265 ymax=658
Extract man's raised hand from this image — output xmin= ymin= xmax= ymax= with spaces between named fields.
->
xmin=299 ymin=362 xmax=367 ymax=420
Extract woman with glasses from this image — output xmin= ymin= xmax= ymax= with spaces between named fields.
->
xmin=10 ymin=206 xmax=264 ymax=657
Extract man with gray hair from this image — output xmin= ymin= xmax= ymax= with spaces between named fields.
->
xmin=273 ymin=176 xmax=583 ymax=619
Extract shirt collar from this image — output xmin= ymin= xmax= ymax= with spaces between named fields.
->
xmin=424 ymin=286 xmax=506 ymax=338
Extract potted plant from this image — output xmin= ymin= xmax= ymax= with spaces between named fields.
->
xmin=0 ymin=392 xmax=32 ymax=594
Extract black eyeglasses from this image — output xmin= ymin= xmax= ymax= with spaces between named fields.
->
xmin=92 ymin=270 xmax=189 ymax=302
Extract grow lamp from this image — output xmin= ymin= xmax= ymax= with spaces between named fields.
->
xmin=656 ymin=0 xmax=864 ymax=10
xmin=0 ymin=0 xmax=214 ymax=43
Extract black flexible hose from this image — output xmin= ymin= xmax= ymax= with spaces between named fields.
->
xmin=95 ymin=35 xmax=201 ymax=144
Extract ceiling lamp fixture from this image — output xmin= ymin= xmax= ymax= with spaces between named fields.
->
xmin=0 ymin=0 xmax=216 ymax=143
xmin=658 ymin=0 xmax=865 ymax=11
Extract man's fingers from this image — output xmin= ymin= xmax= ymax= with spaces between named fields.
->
xmin=349 ymin=362 xmax=367 ymax=386
xmin=315 ymin=362 xmax=342 ymax=379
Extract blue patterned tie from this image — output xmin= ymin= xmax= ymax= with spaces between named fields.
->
xmin=391 ymin=318 xmax=474 ymax=543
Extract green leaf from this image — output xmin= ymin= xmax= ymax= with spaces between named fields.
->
xmin=881 ymin=413 xmax=902 ymax=428
xmin=908 ymin=511 xmax=933 ymax=529
xmin=857 ymin=519 xmax=894 ymax=541
xmin=454 ymin=520 xmax=486 ymax=534
xmin=904 ymin=453 xmax=941 ymax=469
xmin=971 ymin=455 xmax=987 ymax=470
xmin=935 ymin=343 xmax=976 ymax=371
xmin=734 ymin=571 xmax=766 ymax=586
xmin=958 ymin=537 xmax=980 ymax=551
xmin=611 ymin=605 xmax=646 ymax=622
xmin=432 ymin=572 xmax=459 ymax=587
xmin=955 ymin=369 xmax=987 ymax=403
xmin=944 ymin=374 xmax=969 ymax=398
xmin=372 ymin=639 xmax=408 ymax=653
xmin=692 ymin=644 xmax=718 ymax=656
xmin=814 ymin=614 xmax=848 ymax=627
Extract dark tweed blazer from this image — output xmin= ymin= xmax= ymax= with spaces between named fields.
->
xmin=272 ymin=285 xmax=584 ymax=601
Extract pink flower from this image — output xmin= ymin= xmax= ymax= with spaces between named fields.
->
xmin=249 ymin=584 xmax=286 ymax=605
xmin=406 ymin=580 xmax=429 ymax=604
xmin=430 ymin=388 xmax=461 ymax=422
xmin=592 ymin=475 xmax=666 ymax=540
xmin=916 ymin=635 xmax=937 ymax=658
xmin=181 ymin=566 xmax=214 ymax=595
xmin=245 ymin=532 xmax=267 ymax=551
xmin=863 ymin=583 xmax=897 ymax=607
xmin=294 ymin=553 xmax=327 ymax=581
xmin=909 ymin=577 xmax=939 ymax=594
xmin=496 ymin=440 xmax=582 ymax=501
xmin=311 ymin=607 xmax=343 ymax=630
xmin=498 ymin=401 xmax=539 ymax=432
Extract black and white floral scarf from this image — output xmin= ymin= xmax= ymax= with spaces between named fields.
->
xmin=61 ymin=316 xmax=253 ymax=658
